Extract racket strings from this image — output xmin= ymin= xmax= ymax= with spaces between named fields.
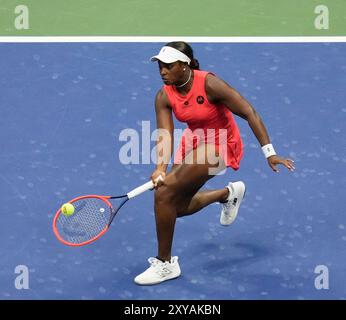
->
xmin=56 ymin=198 xmax=112 ymax=244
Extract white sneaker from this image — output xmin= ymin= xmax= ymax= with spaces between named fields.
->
xmin=220 ymin=181 xmax=246 ymax=226
xmin=134 ymin=256 xmax=181 ymax=285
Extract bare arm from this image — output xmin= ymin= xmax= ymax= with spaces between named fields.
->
xmin=152 ymin=88 xmax=174 ymax=184
xmin=205 ymin=74 xmax=295 ymax=172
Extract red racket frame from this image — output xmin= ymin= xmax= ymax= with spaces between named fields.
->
xmin=53 ymin=195 xmax=115 ymax=247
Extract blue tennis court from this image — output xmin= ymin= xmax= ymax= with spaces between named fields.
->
xmin=0 ymin=42 xmax=345 ymax=299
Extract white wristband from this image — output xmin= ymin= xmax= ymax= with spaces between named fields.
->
xmin=262 ymin=144 xmax=276 ymax=158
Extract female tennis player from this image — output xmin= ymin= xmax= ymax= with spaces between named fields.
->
xmin=134 ymin=42 xmax=295 ymax=285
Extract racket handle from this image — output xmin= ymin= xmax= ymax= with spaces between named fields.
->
xmin=127 ymin=175 xmax=163 ymax=199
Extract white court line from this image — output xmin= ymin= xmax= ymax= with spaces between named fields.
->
xmin=0 ymin=36 xmax=345 ymax=43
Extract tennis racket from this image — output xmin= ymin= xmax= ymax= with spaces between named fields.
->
xmin=53 ymin=176 xmax=162 ymax=247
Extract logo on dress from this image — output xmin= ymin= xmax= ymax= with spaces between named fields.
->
xmin=196 ymin=96 xmax=204 ymax=104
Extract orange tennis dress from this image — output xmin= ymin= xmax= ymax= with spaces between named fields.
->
xmin=163 ymin=70 xmax=243 ymax=170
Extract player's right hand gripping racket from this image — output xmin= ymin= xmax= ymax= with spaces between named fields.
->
xmin=53 ymin=177 xmax=162 ymax=247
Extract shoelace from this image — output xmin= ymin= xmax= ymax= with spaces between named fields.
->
xmin=223 ymin=202 xmax=232 ymax=210
xmin=148 ymin=257 xmax=173 ymax=277
xmin=222 ymin=186 xmax=236 ymax=212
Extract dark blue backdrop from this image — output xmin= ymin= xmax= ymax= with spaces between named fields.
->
xmin=0 ymin=43 xmax=345 ymax=299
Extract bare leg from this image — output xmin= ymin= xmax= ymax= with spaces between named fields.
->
xmin=177 ymin=188 xmax=229 ymax=217
xmin=154 ymin=144 xmax=226 ymax=261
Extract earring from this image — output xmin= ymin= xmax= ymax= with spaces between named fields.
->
xmin=183 ymin=68 xmax=186 ymax=71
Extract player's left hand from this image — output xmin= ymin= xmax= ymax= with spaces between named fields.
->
xmin=267 ymin=155 xmax=295 ymax=173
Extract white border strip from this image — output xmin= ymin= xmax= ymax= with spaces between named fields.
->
xmin=0 ymin=36 xmax=345 ymax=43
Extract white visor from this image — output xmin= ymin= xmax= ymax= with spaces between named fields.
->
xmin=150 ymin=46 xmax=191 ymax=65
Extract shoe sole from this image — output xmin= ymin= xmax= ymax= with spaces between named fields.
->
xmin=134 ymin=273 xmax=181 ymax=286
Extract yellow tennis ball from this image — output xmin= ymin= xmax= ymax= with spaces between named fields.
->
xmin=61 ymin=203 xmax=75 ymax=216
